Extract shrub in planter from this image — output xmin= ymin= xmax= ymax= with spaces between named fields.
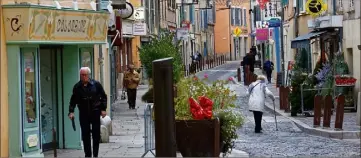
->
xmin=174 ymin=75 xmax=244 ymax=156
xmin=289 ymin=66 xmax=307 ymax=116
xmin=139 ymin=32 xmax=183 ymax=102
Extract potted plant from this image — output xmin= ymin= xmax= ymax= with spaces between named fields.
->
xmin=139 ymin=31 xmax=183 ymax=103
xmin=174 ymin=75 xmax=244 ymax=157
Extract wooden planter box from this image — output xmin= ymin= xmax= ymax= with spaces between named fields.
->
xmin=175 ymin=119 xmax=221 ymax=157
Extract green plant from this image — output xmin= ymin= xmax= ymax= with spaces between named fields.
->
xmin=138 ymin=32 xmax=183 ymax=83
xmin=174 ymin=76 xmax=243 ymax=156
xmin=214 ymin=109 xmax=244 ymax=156
xmin=302 ymin=74 xmax=317 ymax=111
xmin=289 ymin=66 xmax=307 ymax=116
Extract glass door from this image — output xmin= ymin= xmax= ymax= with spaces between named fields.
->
xmin=39 ymin=47 xmax=59 ymax=151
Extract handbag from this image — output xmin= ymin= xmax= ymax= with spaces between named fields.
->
xmin=121 ymin=88 xmax=127 ymax=100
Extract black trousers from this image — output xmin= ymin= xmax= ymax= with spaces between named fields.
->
xmin=266 ymin=70 xmax=272 ymax=83
xmin=79 ymin=110 xmax=101 ymax=157
xmin=127 ymin=88 xmax=137 ymax=109
xmin=253 ymin=111 xmax=263 ymax=133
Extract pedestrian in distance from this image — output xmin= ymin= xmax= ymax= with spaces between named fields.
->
xmin=248 ymin=75 xmax=275 ymax=133
xmin=123 ymin=64 xmax=140 ymax=109
xmin=68 ymin=67 xmax=108 ymax=157
xmin=263 ymin=59 xmax=274 ymax=84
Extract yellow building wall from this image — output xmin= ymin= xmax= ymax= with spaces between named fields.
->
xmin=130 ymin=0 xmax=142 ymax=68
xmin=93 ymin=44 xmax=111 ymax=115
xmin=3 ymin=0 xmax=93 ymax=10
xmin=215 ymin=3 xmax=251 ymax=56
xmin=0 ymin=0 xmax=10 ymax=156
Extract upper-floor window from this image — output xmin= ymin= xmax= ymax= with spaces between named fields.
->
xmin=168 ymin=0 xmax=176 ymax=10
xmin=299 ymin=0 xmax=306 ymax=13
xmin=349 ymin=0 xmax=354 ymax=10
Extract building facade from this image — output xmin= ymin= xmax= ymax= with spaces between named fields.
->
xmin=0 ymin=0 xmax=120 ymax=156
xmin=215 ymin=0 xmax=251 ymax=61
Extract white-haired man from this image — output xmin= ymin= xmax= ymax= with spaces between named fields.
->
xmin=68 ymin=67 xmax=107 ymax=157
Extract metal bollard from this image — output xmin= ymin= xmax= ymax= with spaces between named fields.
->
xmin=237 ymin=68 xmax=241 ymax=82
xmin=279 ymin=86 xmax=284 ymax=110
xmin=313 ymin=95 xmax=322 ymax=127
xmin=323 ymin=95 xmax=332 ymax=128
xmin=52 ymin=128 xmax=57 ymax=157
xmin=335 ymin=94 xmax=345 ymax=130
xmin=284 ymin=87 xmax=290 ymax=112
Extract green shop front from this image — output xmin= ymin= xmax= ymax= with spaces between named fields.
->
xmin=2 ymin=5 xmax=109 ymax=157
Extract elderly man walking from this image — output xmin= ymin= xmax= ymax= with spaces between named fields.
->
xmin=68 ymin=67 xmax=108 ymax=157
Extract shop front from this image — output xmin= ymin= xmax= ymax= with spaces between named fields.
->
xmin=2 ymin=5 xmax=108 ymax=157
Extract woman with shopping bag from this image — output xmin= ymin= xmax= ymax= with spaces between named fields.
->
xmin=248 ymin=75 xmax=275 ymax=133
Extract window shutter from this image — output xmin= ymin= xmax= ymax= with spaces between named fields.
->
xmin=235 ymin=8 xmax=239 ymax=25
xmin=244 ymin=9 xmax=247 ymax=26
xmin=213 ymin=6 xmax=216 ymax=23
xmin=190 ymin=5 xmax=194 ymax=24
xmin=239 ymin=8 xmax=242 ymax=26
xmin=204 ymin=10 xmax=208 ymax=28
xmin=231 ymin=8 xmax=234 ymax=25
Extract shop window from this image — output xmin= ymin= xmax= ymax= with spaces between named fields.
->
xmin=79 ymin=48 xmax=94 ymax=78
xmin=21 ymin=49 xmax=39 ymax=127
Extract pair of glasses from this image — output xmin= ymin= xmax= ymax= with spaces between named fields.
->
xmin=80 ymin=74 xmax=88 ymax=76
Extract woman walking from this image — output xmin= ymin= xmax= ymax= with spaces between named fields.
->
xmin=248 ymin=75 xmax=275 ymax=133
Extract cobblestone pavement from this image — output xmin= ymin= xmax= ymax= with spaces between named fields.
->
xmin=229 ymin=82 xmax=361 ymax=157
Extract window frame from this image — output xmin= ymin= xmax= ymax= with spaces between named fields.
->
xmin=79 ymin=47 xmax=95 ymax=79
xmin=20 ymin=47 xmax=41 ymax=152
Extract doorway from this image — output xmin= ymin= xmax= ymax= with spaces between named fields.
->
xmin=39 ymin=46 xmax=61 ymax=151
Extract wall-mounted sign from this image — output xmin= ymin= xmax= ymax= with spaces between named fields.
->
xmin=133 ymin=22 xmax=147 ymax=36
xmin=2 ymin=6 xmax=109 ymax=43
xmin=306 ymin=0 xmax=327 ymax=17
xmin=27 ymin=134 xmax=38 ymax=147
xmin=181 ymin=20 xmax=191 ymax=29
xmin=258 ymin=0 xmax=269 ymax=10
xmin=119 ymin=2 xmax=134 ymax=19
xmin=233 ymin=27 xmax=242 ymax=37
xmin=176 ymin=28 xmax=189 ymax=40
xmin=134 ymin=7 xmax=145 ymax=20
xmin=122 ymin=21 xmax=133 ymax=35
xmin=268 ymin=18 xmax=281 ymax=27
xmin=256 ymin=29 xmax=269 ymax=41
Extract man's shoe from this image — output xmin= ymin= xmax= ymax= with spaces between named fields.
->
xmin=255 ymin=131 xmax=262 ymax=133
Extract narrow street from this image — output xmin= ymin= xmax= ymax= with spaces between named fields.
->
xmin=45 ymin=61 xmax=360 ymax=157
xmin=202 ymin=61 xmax=361 ymax=157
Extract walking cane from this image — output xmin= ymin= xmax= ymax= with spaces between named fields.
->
xmin=273 ymin=100 xmax=278 ymax=131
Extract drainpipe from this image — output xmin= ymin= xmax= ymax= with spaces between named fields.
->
xmin=294 ymin=0 xmax=299 ymax=55
xmin=280 ymin=3 xmax=285 ymax=72
xmin=96 ymin=0 xmax=104 ymax=84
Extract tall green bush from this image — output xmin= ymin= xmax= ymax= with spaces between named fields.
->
xmin=139 ymin=32 xmax=183 ymax=83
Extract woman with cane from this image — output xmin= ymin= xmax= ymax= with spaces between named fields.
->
xmin=248 ymin=75 xmax=275 ymax=133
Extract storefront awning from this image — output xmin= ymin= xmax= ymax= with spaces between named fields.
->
xmin=291 ymin=31 xmax=327 ymax=48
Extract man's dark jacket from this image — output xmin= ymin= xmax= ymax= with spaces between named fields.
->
xmin=242 ymin=54 xmax=255 ymax=72
xmin=69 ymin=79 xmax=107 ymax=114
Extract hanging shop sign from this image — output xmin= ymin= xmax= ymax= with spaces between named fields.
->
xmin=2 ymin=5 xmax=109 ymax=43
xmin=119 ymin=2 xmax=134 ymax=19
xmin=176 ymin=28 xmax=189 ymax=40
xmin=256 ymin=28 xmax=269 ymax=41
xmin=306 ymin=0 xmax=327 ymax=17
xmin=133 ymin=22 xmax=147 ymax=36
xmin=181 ymin=20 xmax=191 ymax=29
xmin=122 ymin=21 xmax=133 ymax=35
xmin=257 ymin=0 xmax=269 ymax=10
xmin=133 ymin=7 xmax=145 ymax=20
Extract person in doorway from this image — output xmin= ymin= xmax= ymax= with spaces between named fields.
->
xmin=248 ymin=75 xmax=275 ymax=133
xmin=68 ymin=67 xmax=108 ymax=157
xmin=123 ymin=64 xmax=140 ymax=109
xmin=263 ymin=59 xmax=274 ymax=84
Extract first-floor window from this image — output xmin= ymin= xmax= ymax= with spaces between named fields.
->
xmin=79 ymin=48 xmax=94 ymax=78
